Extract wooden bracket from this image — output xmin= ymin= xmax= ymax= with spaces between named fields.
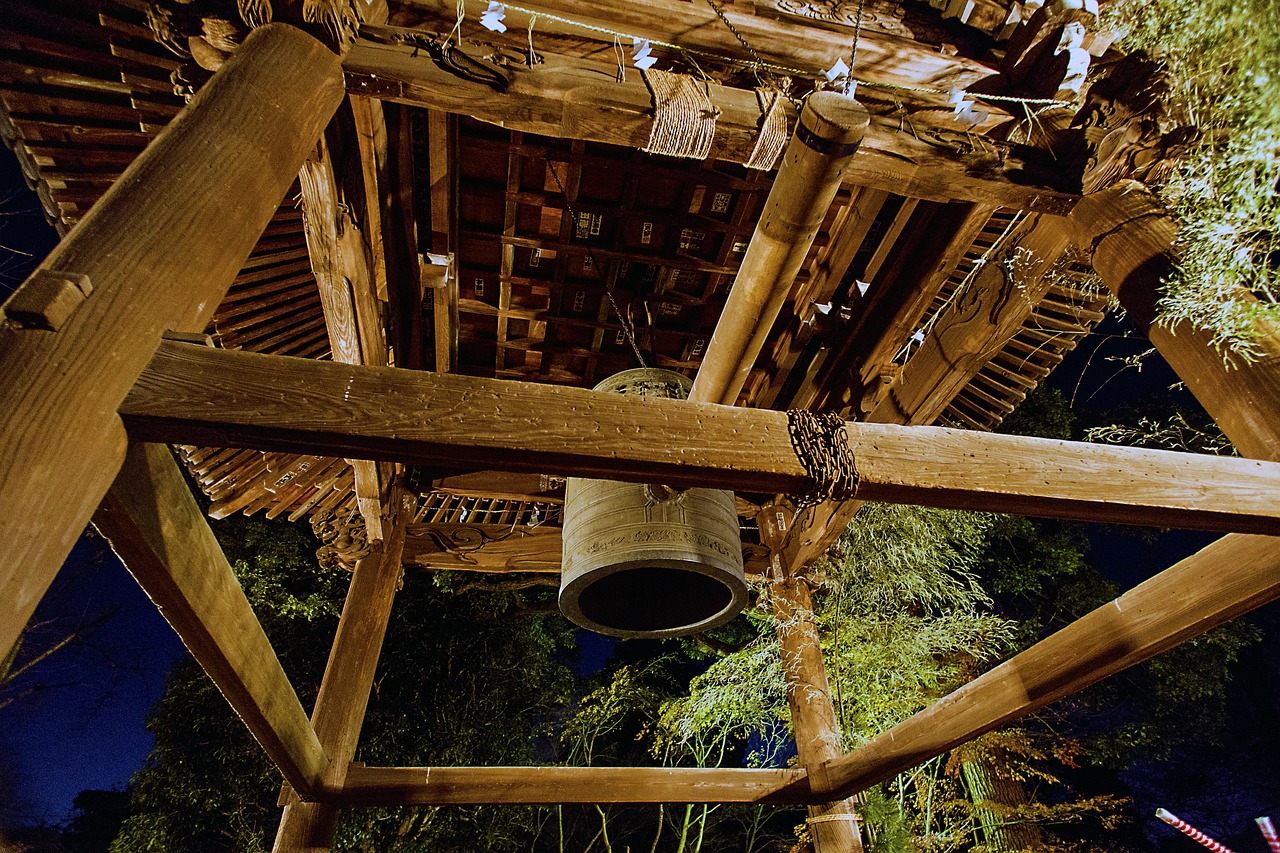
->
xmin=4 ymin=269 xmax=92 ymax=330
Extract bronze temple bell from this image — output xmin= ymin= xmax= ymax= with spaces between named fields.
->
xmin=559 ymin=369 xmax=748 ymax=638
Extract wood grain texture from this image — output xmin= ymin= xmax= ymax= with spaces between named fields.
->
xmin=93 ymin=443 xmax=329 ymax=796
xmin=333 ymin=765 xmax=812 ymax=805
xmin=1069 ymin=182 xmax=1280 ymax=463
xmin=0 ymin=24 xmax=343 ymax=657
xmin=762 ymin=503 xmax=865 ymax=852
xmin=298 ymin=130 xmax=389 ymax=540
xmin=343 ymin=36 xmax=1077 ymax=214
xmin=690 ymin=93 xmax=868 ymax=406
xmin=815 ymin=532 xmax=1280 ymax=799
xmin=273 ymin=492 xmax=412 ymax=851
xmin=122 ymin=342 xmax=1280 ymax=535
xmin=391 ymin=0 xmax=991 ymax=94
xmin=403 ymin=523 xmax=563 ymax=573
xmin=869 ymin=213 xmax=1072 ymax=425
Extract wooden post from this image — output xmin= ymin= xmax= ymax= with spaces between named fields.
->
xmin=1067 ymin=181 xmax=1280 ymax=463
xmin=690 ymin=92 xmax=868 ymax=405
xmin=761 ymin=504 xmax=864 ymax=853
xmin=272 ymin=490 xmax=412 ymax=852
xmin=93 ymin=443 xmax=330 ymax=797
xmin=0 ymin=23 xmax=343 ymax=657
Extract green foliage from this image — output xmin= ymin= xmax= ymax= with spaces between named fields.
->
xmin=1106 ymin=0 xmax=1280 ymax=357
xmin=824 ymin=504 xmax=1016 ymax=741
xmin=111 ymin=518 xmax=577 ymax=853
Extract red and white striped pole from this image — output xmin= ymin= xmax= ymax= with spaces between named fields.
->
xmin=1257 ymin=817 xmax=1280 ymax=853
xmin=1156 ymin=809 xmax=1236 ymax=853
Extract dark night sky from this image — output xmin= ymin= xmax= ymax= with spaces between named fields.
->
xmin=1 ymin=146 xmax=1276 ymax=848
xmin=0 ymin=153 xmax=187 ymax=825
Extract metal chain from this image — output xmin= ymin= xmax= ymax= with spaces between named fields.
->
xmin=844 ymin=0 xmax=867 ymax=95
xmin=542 ymin=157 xmax=648 ymax=369
xmin=786 ymin=410 xmax=860 ymax=508
xmin=704 ymin=0 xmax=765 ymax=71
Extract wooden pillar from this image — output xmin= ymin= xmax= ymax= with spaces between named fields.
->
xmin=0 ymin=23 xmax=344 ymax=657
xmin=272 ymin=491 xmax=413 ymax=852
xmin=1068 ymin=181 xmax=1280 ymax=462
xmin=94 ymin=443 xmax=329 ymax=796
xmin=690 ymin=92 xmax=868 ymax=405
xmin=761 ymin=505 xmax=864 ymax=852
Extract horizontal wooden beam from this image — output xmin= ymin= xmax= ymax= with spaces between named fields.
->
xmin=390 ymin=0 xmax=992 ymax=94
xmin=344 ymin=35 xmax=1077 ymax=214
xmin=122 ymin=342 xmax=1280 ymax=536
xmin=331 ymin=765 xmax=812 ymax=805
xmin=812 ymin=531 xmax=1280 ymax=800
xmin=93 ymin=443 xmax=329 ymax=797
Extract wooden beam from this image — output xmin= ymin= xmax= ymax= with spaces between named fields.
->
xmin=755 ymin=187 xmax=890 ymax=409
xmin=333 ymin=765 xmax=813 ymax=805
xmin=0 ymin=24 xmax=344 ymax=658
xmin=811 ymin=531 xmax=1280 ymax=800
xmin=343 ymin=35 xmax=1077 ymax=214
xmin=123 ymin=341 xmax=1280 ymax=536
xmin=869 ymin=213 xmax=1071 ymax=425
xmin=381 ymin=102 xmax=426 ymax=369
xmin=298 ymin=130 xmax=390 ymax=540
xmin=273 ymin=491 xmax=413 ymax=851
xmin=1068 ymin=182 xmax=1280 ymax=463
xmin=690 ymin=92 xmax=868 ymax=406
xmin=390 ymin=0 xmax=991 ymax=94
xmin=93 ymin=443 xmax=329 ymax=797
xmin=403 ymin=522 xmax=562 ymax=573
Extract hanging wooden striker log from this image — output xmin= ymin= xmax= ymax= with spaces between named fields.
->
xmin=559 ymin=369 xmax=747 ymax=638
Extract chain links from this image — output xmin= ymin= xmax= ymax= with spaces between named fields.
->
xmin=786 ymin=410 xmax=860 ymax=509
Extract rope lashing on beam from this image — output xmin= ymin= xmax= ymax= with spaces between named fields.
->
xmin=786 ymin=410 xmax=860 ymax=509
xmin=641 ymin=69 xmax=720 ymax=159
xmin=745 ymin=88 xmax=787 ymax=171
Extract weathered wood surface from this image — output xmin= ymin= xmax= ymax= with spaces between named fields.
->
xmin=1069 ymin=182 xmax=1280 ymax=462
xmin=403 ymin=522 xmax=563 ymax=573
xmin=813 ymin=531 xmax=1280 ymax=800
xmin=123 ymin=342 xmax=1280 ymax=535
xmin=691 ymin=92 xmax=868 ymax=405
xmin=273 ymin=492 xmax=412 ymax=851
xmin=0 ymin=24 xmax=343 ymax=657
xmin=93 ymin=443 xmax=329 ymax=797
xmin=869 ymin=213 xmax=1072 ymax=424
xmin=389 ymin=0 xmax=992 ymax=94
xmin=343 ymin=36 xmax=1077 ymax=214
xmin=298 ymin=129 xmax=389 ymax=540
xmin=761 ymin=504 xmax=864 ymax=852
xmin=333 ymin=765 xmax=812 ymax=805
